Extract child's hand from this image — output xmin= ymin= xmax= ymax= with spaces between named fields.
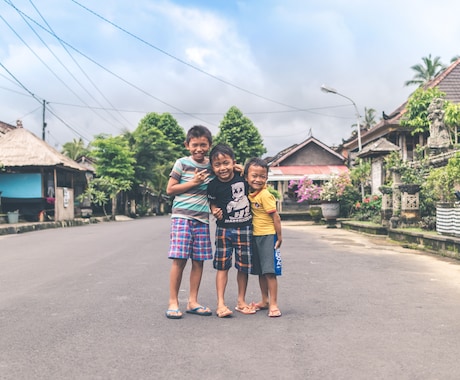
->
xmin=211 ymin=206 xmax=223 ymax=220
xmin=234 ymin=163 xmax=244 ymax=173
xmin=194 ymin=168 xmax=209 ymax=184
xmin=274 ymin=239 xmax=282 ymax=249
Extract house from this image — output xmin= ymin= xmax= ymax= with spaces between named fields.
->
xmin=340 ymin=58 xmax=460 ymax=193
xmin=266 ymin=136 xmax=348 ymax=212
xmin=0 ymin=125 xmax=91 ymax=221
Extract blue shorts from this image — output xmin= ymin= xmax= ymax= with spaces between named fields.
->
xmin=168 ymin=218 xmax=212 ymax=261
xmin=213 ymin=225 xmax=252 ymax=272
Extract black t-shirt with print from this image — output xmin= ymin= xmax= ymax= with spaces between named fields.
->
xmin=207 ymin=173 xmax=252 ymax=228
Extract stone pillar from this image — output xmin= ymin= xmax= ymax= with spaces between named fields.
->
xmin=399 ymin=184 xmax=420 ymax=226
xmin=379 ymin=186 xmax=393 ymax=227
xmin=390 ymin=171 xmax=402 ymax=228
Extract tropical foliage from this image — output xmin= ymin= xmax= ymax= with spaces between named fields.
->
xmin=86 ymin=134 xmax=135 ymax=219
xmin=215 ymin=106 xmax=266 ymax=164
xmin=400 ymin=87 xmax=446 ymax=134
xmin=62 ymin=138 xmax=90 ymax=160
xmin=404 ymin=54 xmax=446 ymax=87
xmin=352 ymin=195 xmax=382 ymax=223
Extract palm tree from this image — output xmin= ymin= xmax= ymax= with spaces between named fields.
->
xmin=362 ymin=107 xmax=376 ymax=130
xmin=404 ymin=54 xmax=446 ymax=87
xmin=62 ymin=138 xmax=89 ymax=160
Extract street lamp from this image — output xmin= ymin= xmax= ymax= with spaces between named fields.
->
xmin=321 ymin=84 xmax=362 ymax=152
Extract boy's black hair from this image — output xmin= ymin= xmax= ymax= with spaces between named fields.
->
xmin=186 ymin=125 xmax=212 ymax=145
xmin=244 ymin=157 xmax=268 ymax=176
xmin=209 ymin=143 xmax=235 ymax=163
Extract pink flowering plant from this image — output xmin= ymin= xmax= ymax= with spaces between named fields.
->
xmin=289 ymin=172 xmax=352 ymax=203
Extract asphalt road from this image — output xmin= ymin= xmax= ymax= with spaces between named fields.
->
xmin=2 ymin=216 xmax=460 ymax=379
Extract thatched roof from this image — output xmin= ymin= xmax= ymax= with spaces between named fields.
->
xmin=0 ymin=127 xmax=84 ymax=171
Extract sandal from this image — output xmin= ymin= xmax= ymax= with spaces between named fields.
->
xmin=216 ymin=306 xmax=233 ymax=318
xmin=235 ymin=305 xmax=256 ymax=314
xmin=251 ymin=302 xmax=269 ymax=311
xmin=268 ymin=308 xmax=282 ymax=318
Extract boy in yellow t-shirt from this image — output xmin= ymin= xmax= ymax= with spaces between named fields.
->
xmin=244 ymin=158 xmax=282 ymax=317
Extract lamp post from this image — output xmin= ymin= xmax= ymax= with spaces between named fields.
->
xmin=320 ymin=84 xmax=362 ymax=151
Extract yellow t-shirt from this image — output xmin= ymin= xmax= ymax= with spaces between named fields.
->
xmin=248 ymin=187 xmax=276 ymax=236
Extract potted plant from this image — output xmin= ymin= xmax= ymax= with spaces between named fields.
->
xmin=289 ymin=172 xmax=352 ymax=226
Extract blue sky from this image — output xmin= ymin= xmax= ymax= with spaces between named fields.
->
xmin=1 ymin=0 xmax=459 ymax=157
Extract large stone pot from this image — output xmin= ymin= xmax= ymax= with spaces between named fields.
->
xmin=321 ymin=202 xmax=340 ymax=228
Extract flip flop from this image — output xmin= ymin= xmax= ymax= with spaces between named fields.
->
xmin=235 ymin=305 xmax=256 ymax=315
xmin=165 ymin=309 xmax=182 ymax=319
xmin=268 ymin=308 xmax=282 ymax=318
xmin=186 ymin=306 xmax=212 ymax=316
xmin=251 ymin=302 xmax=269 ymax=311
xmin=216 ymin=306 xmax=233 ymax=318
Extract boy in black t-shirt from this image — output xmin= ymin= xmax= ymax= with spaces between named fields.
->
xmin=207 ymin=143 xmax=255 ymax=318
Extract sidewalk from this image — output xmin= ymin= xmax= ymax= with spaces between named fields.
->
xmin=0 ymin=218 xmax=99 ymax=235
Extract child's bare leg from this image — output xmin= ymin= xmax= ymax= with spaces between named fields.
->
xmin=168 ymin=258 xmax=187 ymax=313
xmin=236 ymin=271 xmax=251 ymax=309
xmin=188 ymin=259 xmax=209 ymax=311
xmin=254 ymin=274 xmax=269 ymax=309
xmin=266 ymin=273 xmax=281 ymax=316
xmin=216 ymin=269 xmax=229 ymax=310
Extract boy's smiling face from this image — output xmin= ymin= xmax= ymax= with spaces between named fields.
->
xmin=211 ymin=153 xmax=235 ymax=182
xmin=245 ymin=165 xmax=268 ymax=191
xmin=185 ymin=136 xmax=211 ymax=163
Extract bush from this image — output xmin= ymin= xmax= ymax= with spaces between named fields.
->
xmin=351 ymin=194 xmax=382 ymax=222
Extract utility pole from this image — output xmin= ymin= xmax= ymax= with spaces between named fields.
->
xmin=42 ymin=99 xmax=47 ymax=141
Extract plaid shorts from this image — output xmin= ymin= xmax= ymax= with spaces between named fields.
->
xmin=213 ymin=225 xmax=252 ymax=272
xmin=168 ymin=218 xmax=212 ymax=261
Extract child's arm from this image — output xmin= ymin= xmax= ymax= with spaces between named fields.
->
xmin=270 ymin=211 xmax=283 ymax=249
xmin=210 ymin=203 xmax=223 ymax=220
xmin=166 ymin=168 xmax=209 ymax=196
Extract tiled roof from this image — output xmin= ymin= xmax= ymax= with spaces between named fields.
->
xmin=357 ymin=137 xmax=400 ymax=158
xmin=268 ymin=165 xmax=348 ymax=181
xmin=344 ymin=58 xmax=460 ymax=151
xmin=268 ymin=136 xmax=344 ymax=166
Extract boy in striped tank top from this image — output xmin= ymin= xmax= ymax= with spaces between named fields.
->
xmin=165 ymin=125 xmax=214 ymax=319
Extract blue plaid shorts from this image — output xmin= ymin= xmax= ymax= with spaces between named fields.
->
xmin=168 ymin=218 xmax=212 ymax=260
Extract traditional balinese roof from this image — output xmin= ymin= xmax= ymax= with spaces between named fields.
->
xmin=344 ymin=58 xmax=460 ymax=151
xmin=267 ymin=136 xmax=345 ymax=166
xmin=0 ymin=121 xmax=16 ymax=136
xmin=356 ymin=137 xmax=400 ymax=158
xmin=266 ymin=136 xmax=348 ymax=182
xmin=0 ymin=127 xmax=85 ymax=171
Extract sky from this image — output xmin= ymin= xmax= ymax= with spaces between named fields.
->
xmin=1 ymin=0 xmax=460 ymax=158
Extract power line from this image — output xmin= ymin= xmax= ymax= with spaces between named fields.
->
xmin=27 ymin=0 xmax=133 ymax=130
xmin=70 ymin=0 xmax=310 ymax=112
xmin=4 ymin=2 xmax=216 ymax=127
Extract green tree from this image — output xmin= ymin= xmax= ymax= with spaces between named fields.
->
xmin=132 ymin=113 xmax=178 ymax=194
xmin=404 ymin=54 xmax=446 ymax=87
xmin=444 ymin=101 xmax=460 ymax=144
xmin=215 ymin=106 xmax=266 ymax=163
xmin=400 ymin=87 xmax=445 ymax=134
xmin=61 ymin=138 xmax=90 ymax=160
xmin=349 ymin=158 xmax=371 ymax=200
xmin=156 ymin=113 xmax=188 ymax=157
xmin=89 ymin=134 xmax=135 ymax=219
